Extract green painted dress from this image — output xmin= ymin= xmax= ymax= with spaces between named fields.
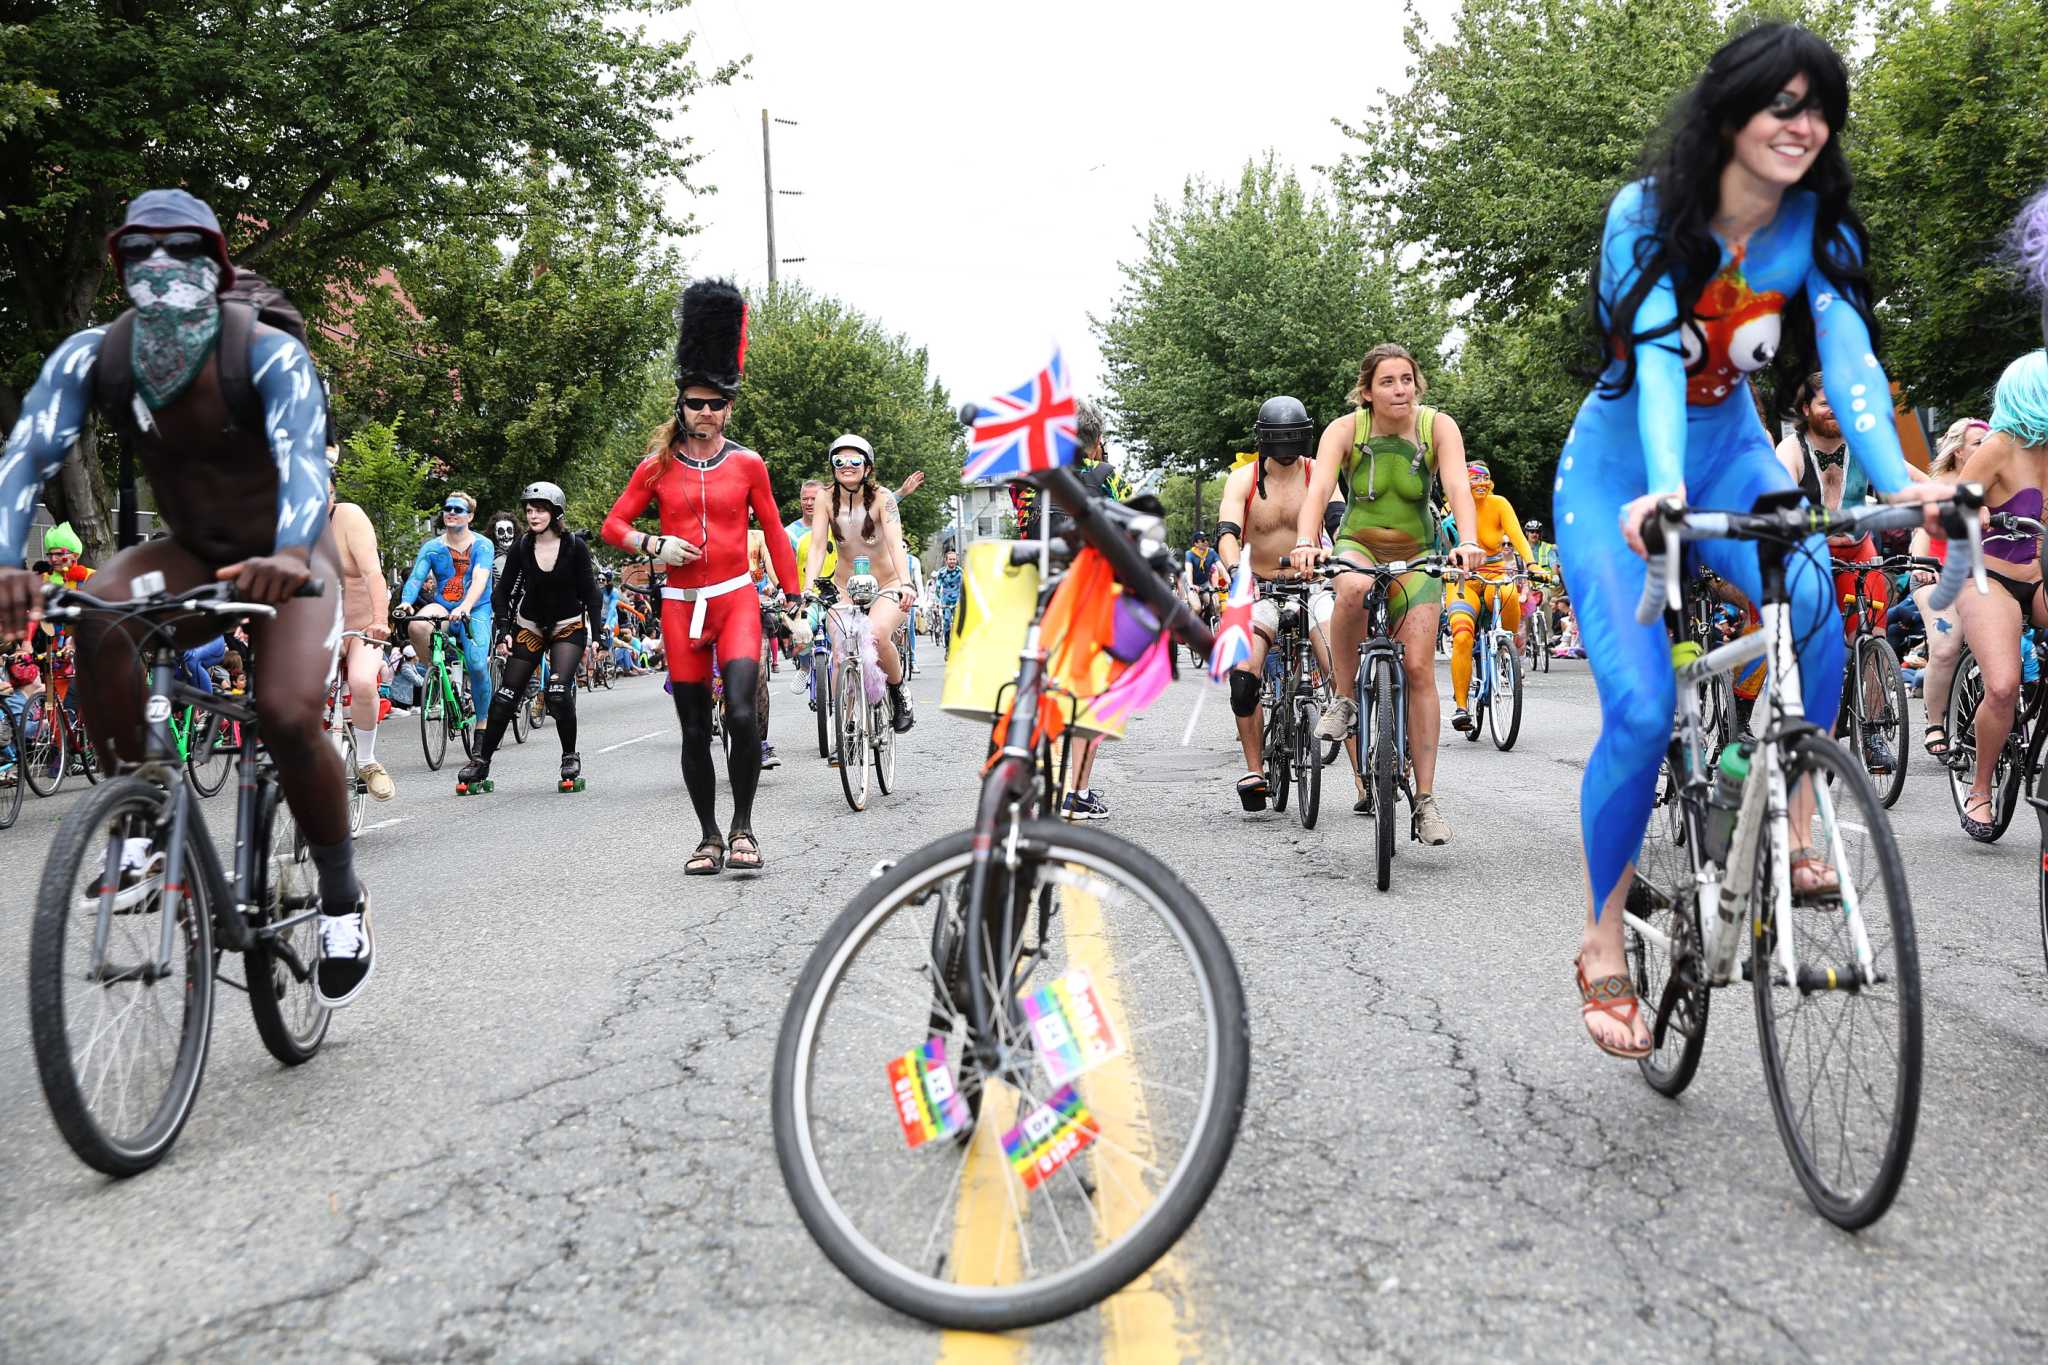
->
xmin=1334 ymin=405 xmax=1444 ymax=622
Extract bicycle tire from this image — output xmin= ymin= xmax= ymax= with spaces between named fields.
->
xmin=1861 ymin=637 xmax=1910 ymax=809
xmin=814 ymin=653 xmax=832 ymax=760
xmin=873 ymin=694 xmax=896 ymax=795
xmin=2037 ymin=759 xmax=2048 ymax=976
xmin=1626 ymin=757 xmax=1710 ymax=1096
xmin=508 ymin=659 xmax=529 ymax=744
xmin=72 ymin=715 xmax=99 ymax=785
xmin=456 ymin=685 xmax=476 ymax=759
xmin=1945 ymin=648 xmax=2021 ymax=840
xmin=1752 ymin=732 xmax=1920 ymax=1229
xmin=23 ymin=694 xmax=66 ymax=796
xmin=1489 ymin=636 xmax=1522 ymax=751
xmin=758 ymin=639 xmax=774 ymax=746
xmin=1370 ymin=664 xmax=1396 ymax=891
xmin=0 ymin=712 xmax=23 ymax=828
xmin=1294 ymin=697 xmax=1319 ymax=829
xmin=29 ymin=777 xmax=214 ymax=1176
xmin=1264 ymin=698 xmax=1289 ymax=814
xmin=187 ymin=712 xmax=233 ymax=798
xmin=420 ymin=678 xmax=448 ymax=770
xmin=771 ymin=820 xmax=1249 ymax=1331
xmin=246 ymin=778 xmax=332 ymax=1064
xmin=342 ymin=727 xmax=366 ymax=836
xmin=838 ymin=659 xmax=869 ymax=811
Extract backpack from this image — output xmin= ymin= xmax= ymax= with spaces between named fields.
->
xmin=95 ymin=271 xmax=331 ymax=546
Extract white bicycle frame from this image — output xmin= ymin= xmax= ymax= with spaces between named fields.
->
xmin=1622 ymin=597 xmax=1880 ymax=992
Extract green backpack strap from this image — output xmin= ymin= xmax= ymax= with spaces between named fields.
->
xmin=1410 ymin=405 xmax=1438 ymax=473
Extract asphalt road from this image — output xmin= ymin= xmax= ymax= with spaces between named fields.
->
xmin=4 ymin=646 xmax=2047 ymax=1362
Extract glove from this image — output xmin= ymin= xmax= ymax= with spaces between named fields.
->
xmin=647 ymin=535 xmax=692 ymax=568
xmin=785 ymin=615 xmax=813 ymax=653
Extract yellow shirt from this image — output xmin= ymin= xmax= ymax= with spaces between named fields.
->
xmin=796 ymin=529 xmax=838 ymax=580
xmin=1474 ymin=493 xmax=1532 ymax=580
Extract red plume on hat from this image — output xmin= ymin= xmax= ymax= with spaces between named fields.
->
xmin=673 ymin=278 xmax=748 ymax=398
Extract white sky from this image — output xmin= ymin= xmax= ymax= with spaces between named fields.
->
xmin=652 ymin=0 xmax=1463 ymax=411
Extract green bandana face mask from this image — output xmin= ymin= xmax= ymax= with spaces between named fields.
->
xmin=123 ymin=252 xmax=223 ymax=410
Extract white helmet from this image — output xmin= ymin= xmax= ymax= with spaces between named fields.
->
xmin=521 ymin=481 xmax=566 ymax=522
xmin=828 ymin=433 xmax=875 ymax=465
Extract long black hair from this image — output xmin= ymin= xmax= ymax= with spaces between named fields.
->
xmin=1590 ymin=23 xmax=1879 ymax=409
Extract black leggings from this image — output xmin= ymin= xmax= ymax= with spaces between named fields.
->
xmin=672 ymin=657 xmax=762 ymax=840
xmin=479 ymin=629 xmax=586 ymax=758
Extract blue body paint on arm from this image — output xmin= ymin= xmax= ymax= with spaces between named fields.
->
xmin=250 ymin=331 xmax=331 ymax=552
xmin=0 ymin=330 xmax=105 ymax=564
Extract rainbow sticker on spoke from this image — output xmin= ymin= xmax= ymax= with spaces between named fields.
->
xmin=1002 ymin=1084 xmax=1101 ymax=1191
xmin=1021 ymin=968 xmax=1123 ymax=1086
xmin=886 ymin=1038 xmax=969 ymax=1149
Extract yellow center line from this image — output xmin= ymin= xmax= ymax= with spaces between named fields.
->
xmin=935 ymin=1084 xmax=1026 ymax=1363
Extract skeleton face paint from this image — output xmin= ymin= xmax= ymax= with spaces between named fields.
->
xmin=123 ymin=250 xmax=223 ymax=411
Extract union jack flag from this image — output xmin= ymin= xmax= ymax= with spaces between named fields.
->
xmin=1208 ymin=555 xmax=1257 ymax=682
xmin=962 ymin=349 xmax=1079 ymax=483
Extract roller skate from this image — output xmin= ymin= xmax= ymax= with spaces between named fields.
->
xmin=455 ymin=755 xmax=493 ymax=795
xmin=558 ymin=752 xmax=585 ymax=793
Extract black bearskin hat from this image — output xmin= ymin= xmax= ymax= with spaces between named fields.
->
xmin=673 ymin=278 xmax=749 ymax=398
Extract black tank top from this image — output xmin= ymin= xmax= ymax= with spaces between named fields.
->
xmin=1795 ymin=436 xmax=1823 ymax=507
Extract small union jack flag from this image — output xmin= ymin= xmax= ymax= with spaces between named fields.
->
xmin=1208 ymin=555 xmax=1257 ymax=682
xmin=962 ymin=349 xmax=1079 ymax=483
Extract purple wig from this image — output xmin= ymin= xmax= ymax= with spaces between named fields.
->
xmin=2014 ymin=184 xmax=2048 ymax=342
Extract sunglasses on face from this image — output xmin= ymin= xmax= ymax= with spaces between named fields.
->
xmin=444 ymin=503 xmax=471 ymax=515
xmin=832 ymin=455 xmax=868 ymax=469
xmin=1766 ymin=90 xmax=1826 ymax=121
xmin=681 ymin=397 xmax=730 ymax=412
xmin=113 ymin=231 xmax=213 ymax=265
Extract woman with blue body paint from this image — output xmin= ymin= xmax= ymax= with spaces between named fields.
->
xmin=1555 ymin=25 xmax=1951 ymax=1057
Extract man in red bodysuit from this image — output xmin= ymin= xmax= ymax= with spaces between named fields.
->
xmin=604 ymin=279 xmax=800 ymax=875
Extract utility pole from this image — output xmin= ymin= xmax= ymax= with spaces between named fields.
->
xmin=762 ymin=111 xmax=805 ymax=290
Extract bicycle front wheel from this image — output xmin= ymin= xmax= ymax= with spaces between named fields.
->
xmin=1626 ymin=757 xmax=1710 ymax=1096
xmin=771 ymin=820 xmax=1249 ymax=1331
xmin=1369 ymin=664 xmax=1396 ymax=891
xmin=872 ymin=697 xmax=896 ymax=795
xmin=1263 ymin=700 xmax=1289 ymax=814
xmin=420 ymin=681 xmax=448 ymax=770
xmin=1753 ymin=733 xmax=1921 ymax=1229
xmin=23 ymin=695 xmax=66 ymax=796
xmin=838 ymin=661 xmax=870 ymax=811
xmin=1488 ymin=636 xmax=1522 ymax=751
xmin=342 ymin=727 xmax=366 ymax=836
xmin=1945 ymin=647 xmax=2022 ymax=840
xmin=1859 ymin=637 xmax=1910 ymax=809
xmin=29 ymin=777 xmax=215 ymax=1176
xmin=246 ymin=779 xmax=332 ymax=1064
xmin=814 ymin=653 xmax=832 ymax=759
xmin=507 ymin=661 xmax=529 ymax=744
xmin=1294 ymin=696 xmax=1320 ymax=829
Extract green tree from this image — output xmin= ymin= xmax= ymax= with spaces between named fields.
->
xmin=1155 ymin=471 xmax=1233 ymax=550
xmin=1855 ymin=0 xmax=2048 ymax=416
xmin=1 ymin=0 xmax=731 ymax=560
xmin=1096 ymin=155 xmax=1447 ymax=528
xmin=329 ymin=171 xmax=682 ymax=523
xmin=334 ymin=417 xmax=432 ymax=567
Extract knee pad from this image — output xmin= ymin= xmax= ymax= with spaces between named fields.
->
xmin=1229 ymin=669 xmax=1262 ymax=717
xmin=543 ymin=685 xmax=572 ymax=721
xmin=487 ymin=691 xmax=520 ymax=726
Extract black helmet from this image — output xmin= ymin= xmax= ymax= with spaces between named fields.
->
xmin=1254 ymin=396 xmax=1313 ymax=461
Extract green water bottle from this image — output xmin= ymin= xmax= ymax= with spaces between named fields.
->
xmin=1703 ymin=741 xmax=1751 ymax=865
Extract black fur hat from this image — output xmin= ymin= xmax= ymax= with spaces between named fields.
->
xmin=673 ymin=278 xmax=749 ymax=398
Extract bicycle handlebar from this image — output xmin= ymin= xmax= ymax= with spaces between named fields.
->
xmin=1635 ymin=486 xmax=1986 ymax=625
xmin=1315 ymin=555 xmax=1451 ymax=581
xmin=42 ymin=576 xmax=327 ymax=622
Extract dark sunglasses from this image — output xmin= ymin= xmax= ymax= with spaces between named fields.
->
xmin=113 ymin=231 xmax=214 ymax=265
xmin=681 ymin=397 xmax=730 ymax=412
xmin=443 ymin=502 xmax=472 ymax=515
xmin=1765 ymin=90 xmax=1826 ymax=121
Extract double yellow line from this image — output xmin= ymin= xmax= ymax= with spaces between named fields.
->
xmin=934 ymin=882 xmax=1203 ymax=1364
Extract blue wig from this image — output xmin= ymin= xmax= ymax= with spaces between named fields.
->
xmin=1990 ymin=349 xmax=2048 ymax=449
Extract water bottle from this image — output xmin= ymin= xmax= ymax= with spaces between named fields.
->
xmin=1702 ymin=741 xmax=1751 ymax=865
xmin=854 ymin=556 xmax=872 ymax=577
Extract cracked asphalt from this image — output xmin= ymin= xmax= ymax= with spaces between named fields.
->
xmin=4 ymin=650 xmax=2047 ymax=1362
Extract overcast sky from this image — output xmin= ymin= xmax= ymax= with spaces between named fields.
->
xmin=653 ymin=0 xmax=1462 ymax=413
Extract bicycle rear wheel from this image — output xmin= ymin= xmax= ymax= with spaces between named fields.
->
xmin=23 ymin=694 xmax=66 ymax=796
xmin=341 ymin=727 xmax=366 ymax=836
xmin=1488 ymin=636 xmax=1522 ymax=751
xmin=873 ymin=696 xmax=897 ymax=795
xmin=1369 ymin=665 xmax=1396 ymax=891
xmin=0 ymin=711 xmax=23 ymax=828
xmin=186 ymin=712 xmax=234 ymax=797
xmin=29 ymin=777 xmax=214 ymax=1176
xmin=772 ymin=820 xmax=1248 ymax=1331
xmin=420 ymin=679 xmax=448 ymax=770
xmin=1753 ymin=733 xmax=1920 ymax=1229
xmin=1294 ymin=697 xmax=1319 ymax=829
xmin=1625 ymin=757 xmax=1710 ymax=1096
xmin=246 ymin=778 xmax=332 ymax=1064
xmin=838 ymin=660 xmax=870 ymax=811
xmin=456 ymin=685 xmax=476 ymax=759
xmin=506 ymin=659 xmax=528 ymax=744
xmin=71 ymin=714 xmax=99 ymax=785
xmin=1945 ymin=648 xmax=2021 ymax=839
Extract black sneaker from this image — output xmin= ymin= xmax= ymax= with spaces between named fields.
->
xmin=314 ymin=891 xmax=375 ymax=1009
xmin=1080 ymin=790 xmax=1109 ymax=820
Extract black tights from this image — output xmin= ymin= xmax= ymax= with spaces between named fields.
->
xmin=672 ymin=657 xmax=762 ymax=841
xmin=480 ymin=633 xmax=586 ymax=758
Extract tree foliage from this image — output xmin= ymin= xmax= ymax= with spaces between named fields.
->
xmin=334 ymin=417 xmax=432 ymax=566
xmin=1855 ymin=0 xmax=2048 ymax=416
xmin=0 ymin=0 xmax=729 ymax=558
xmin=1095 ymin=156 xmax=1448 ymax=495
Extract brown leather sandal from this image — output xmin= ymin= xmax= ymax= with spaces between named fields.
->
xmin=725 ymin=828 xmax=763 ymax=872
xmin=684 ymin=837 xmax=724 ymax=876
xmin=1576 ymin=954 xmax=1652 ymax=1059
xmin=1789 ymin=847 xmax=1840 ymax=897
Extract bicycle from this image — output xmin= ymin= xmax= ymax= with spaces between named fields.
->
xmin=804 ymin=593 xmax=837 ymax=762
xmin=492 ymin=645 xmax=529 ymax=745
xmin=322 ymin=631 xmax=378 ymax=836
xmin=27 ymin=575 xmax=334 ymax=1177
xmin=1623 ymin=487 xmax=1981 ymax=1228
xmin=1831 ymin=553 xmax=1921 ymax=809
xmin=1947 ymin=513 xmax=2047 ymax=844
xmin=0 ymin=703 xmax=23 ymax=829
xmin=1318 ymin=555 xmax=1451 ymax=891
xmin=1524 ymin=583 xmax=1552 ymax=674
xmin=1448 ymin=568 xmax=1525 ymax=751
xmin=1255 ymin=578 xmax=1325 ymax=828
xmin=772 ymin=467 xmax=1244 ymax=1330
xmin=404 ymin=614 xmax=478 ymax=771
xmin=812 ymin=574 xmax=898 ymax=812
xmin=170 ymin=691 xmax=236 ymax=798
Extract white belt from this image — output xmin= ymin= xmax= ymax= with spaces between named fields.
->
xmin=661 ymin=574 xmax=754 ymax=638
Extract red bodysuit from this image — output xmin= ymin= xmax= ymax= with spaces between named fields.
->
xmin=603 ymin=440 xmax=800 ymax=685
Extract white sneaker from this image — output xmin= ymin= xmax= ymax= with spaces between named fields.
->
xmin=1411 ymin=793 xmax=1452 ymax=846
xmin=314 ymin=891 xmax=375 ymax=1009
xmin=1315 ymin=695 xmax=1356 ymax=742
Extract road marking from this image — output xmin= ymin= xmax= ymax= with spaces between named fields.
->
xmin=935 ymin=1085 xmax=1026 ymax=1365
xmin=597 ymin=728 xmax=667 ymax=754
xmin=1062 ymin=882 xmax=1203 ymax=1364
xmin=360 ymin=816 xmax=409 ymax=832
